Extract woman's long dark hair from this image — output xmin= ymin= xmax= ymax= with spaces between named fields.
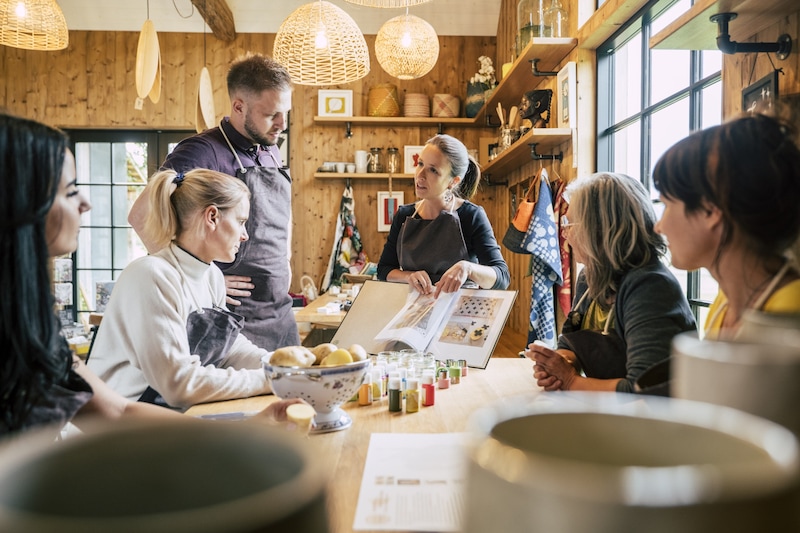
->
xmin=0 ymin=112 xmax=73 ymax=431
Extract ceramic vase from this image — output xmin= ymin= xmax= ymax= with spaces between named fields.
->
xmin=465 ymin=81 xmax=490 ymax=118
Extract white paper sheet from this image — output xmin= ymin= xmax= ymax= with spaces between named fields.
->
xmin=353 ymin=432 xmax=469 ymax=532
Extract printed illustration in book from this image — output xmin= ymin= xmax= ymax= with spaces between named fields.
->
xmin=374 ymin=287 xmax=516 ymax=368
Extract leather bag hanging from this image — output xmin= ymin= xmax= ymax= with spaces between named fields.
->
xmin=502 ymin=168 xmax=545 ymax=254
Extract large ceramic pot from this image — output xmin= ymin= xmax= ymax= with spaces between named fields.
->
xmin=463 ymin=392 xmax=800 ymax=533
xmin=0 ymin=418 xmax=330 ymax=533
xmin=465 ymin=81 xmax=490 ymax=118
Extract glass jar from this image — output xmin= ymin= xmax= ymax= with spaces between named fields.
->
xmin=368 ymin=147 xmax=384 ymax=173
xmin=544 ymin=0 xmax=568 ymax=37
xmin=517 ymin=0 xmax=548 ymax=55
xmin=386 ymin=147 xmax=400 ymax=174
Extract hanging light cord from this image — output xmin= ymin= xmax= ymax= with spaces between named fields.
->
xmin=171 ymin=0 xmax=195 ymax=18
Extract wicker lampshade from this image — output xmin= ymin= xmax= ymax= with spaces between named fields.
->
xmin=0 ymin=0 xmax=68 ymax=51
xmin=343 ymin=0 xmax=432 ymax=7
xmin=375 ymin=13 xmax=439 ymax=80
xmin=273 ymin=0 xmax=370 ymax=86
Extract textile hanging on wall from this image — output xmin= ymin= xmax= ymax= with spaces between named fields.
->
xmin=526 ymin=174 xmax=563 ymax=347
xmin=552 ymin=178 xmax=572 ymax=314
xmin=321 ymin=184 xmax=367 ymax=292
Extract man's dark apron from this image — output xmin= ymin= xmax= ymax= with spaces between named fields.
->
xmin=215 ymin=130 xmax=300 ymax=350
xmin=398 ymin=203 xmax=470 ymax=284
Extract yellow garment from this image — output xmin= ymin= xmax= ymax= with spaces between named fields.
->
xmin=583 ymin=300 xmax=615 ymax=331
xmin=704 ymin=279 xmax=800 ymax=336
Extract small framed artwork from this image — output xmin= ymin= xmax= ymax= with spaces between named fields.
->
xmin=377 ymin=191 xmax=404 ymax=232
xmin=557 ymin=61 xmax=576 ymax=129
xmin=318 ymin=90 xmax=353 ymax=117
xmin=403 ymin=145 xmax=424 ymax=174
xmin=742 ymin=71 xmax=779 ymax=113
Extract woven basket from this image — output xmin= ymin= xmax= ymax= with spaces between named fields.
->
xmin=368 ymin=83 xmax=401 ymax=117
xmin=432 ymin=94 xmax=460 ymax=118
xmin=404 ymin=93 xmax=430 ymax=117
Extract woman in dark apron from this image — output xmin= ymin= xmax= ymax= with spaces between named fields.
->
xmin=377 ymin=134 xmax=509 ymax=296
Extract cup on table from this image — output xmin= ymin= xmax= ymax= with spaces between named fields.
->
xmin=346 ymin=163 xmax=356 ymax=173
xmin=355 ymin=150 xmax=368 ymax=173
xmin=335 ymin=162 xmax=346 ymax=173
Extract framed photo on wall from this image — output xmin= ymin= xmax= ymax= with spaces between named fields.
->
xmin=557 ymin=61 xmax=576 ymax=129
xmin=742 ymin=71 xmax=778 ymax=113
xmin=377 ymin=191 xmax=404 ymax=232
xmin=403 ymin=145 xmax=424 ymax=174
xmin=318 ymin=90 xmax=353 ymax=117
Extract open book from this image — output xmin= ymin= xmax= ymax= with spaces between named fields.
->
xmin=331 ymin=280 xmax=517 ymax=368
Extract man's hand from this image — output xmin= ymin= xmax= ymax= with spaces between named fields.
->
xmin=224 ymin=275 xmax=254 ymax=307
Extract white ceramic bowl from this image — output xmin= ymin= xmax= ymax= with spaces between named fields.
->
xmin=263 ymin=357 xmax=370 ymax=433
xmin=463 ymin=392 xmax=800 ymax=533
xmin=0 ymin=418 xmax=329 ymax=533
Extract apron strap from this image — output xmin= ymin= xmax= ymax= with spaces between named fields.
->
xmin=219 ymin=121 xmax=247 ymax=174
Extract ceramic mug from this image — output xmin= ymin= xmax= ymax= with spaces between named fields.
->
xmin=463 ymin=392 xmax=800 ymax=533
xmin=354 ymin=150 xmax=368 ymax=173
xmin=672 ymin=330 xmax=800 ymax=436
xmin=0 ymin=418 xmax=330 ymax=533
xmin=335 ymin=162 xmax=345 ymax=173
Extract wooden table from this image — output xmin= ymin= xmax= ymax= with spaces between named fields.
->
xmin=186 ymin=358 xmax=539 ymax=533
xmin=293 ymin=293 xmax=348 ymax=327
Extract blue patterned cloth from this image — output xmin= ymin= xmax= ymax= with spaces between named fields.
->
xmin=526 ymin=176 xmax=563 ymax=347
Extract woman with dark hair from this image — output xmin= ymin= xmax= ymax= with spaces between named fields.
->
xmin=0 ymin=112 xmax=298 ymax=436
xmin=377 ymin=134 xmax=509 ymax=296
xmin=653 ymin=113 xmax=800 ymax=339
xmin=526 ymin=172 xmax=696 ymax=393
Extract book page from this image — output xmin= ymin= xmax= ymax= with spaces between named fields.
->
xmin=373 ymin=289 xmax=458 ymax=352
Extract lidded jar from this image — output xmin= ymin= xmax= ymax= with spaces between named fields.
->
xmin=544 ymin=0 xmax=568 ymax=37
xmin=368 ymin=147 xmax=384 ymax=173
xmin=386 ymin=147 xmax=400 ymax=174
xmin=517 ymin=0 xmax=548 ymax=54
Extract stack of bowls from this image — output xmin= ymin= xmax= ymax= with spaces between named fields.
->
xmin=403 ymin=93 xmax=430 ymax=117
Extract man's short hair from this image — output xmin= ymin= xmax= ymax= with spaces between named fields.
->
xmin=227 ymin=53 xmax=292 ymax=96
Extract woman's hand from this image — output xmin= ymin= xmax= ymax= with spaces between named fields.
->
xmin=525 ymin=343 xmax=578 ymax=391
xmin=407 ymin=271 xmax=434 ymax=295
xmin=254 ymin=398 xmax=309 ymax=422
xmin=434 ymin=261 xmax=471 ymax=297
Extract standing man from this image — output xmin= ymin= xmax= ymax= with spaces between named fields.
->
xmin=129 ymin=53 xmax=299 ymax=350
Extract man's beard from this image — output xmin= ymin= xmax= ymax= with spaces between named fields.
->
xmin=244 ymin=114 xmax=278 ymax=146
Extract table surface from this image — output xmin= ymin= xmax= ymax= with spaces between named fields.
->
xmin=186 ymin=358 xmax=538 ymax=533
xmin=293 ymin=293 xmax=349 ymax=326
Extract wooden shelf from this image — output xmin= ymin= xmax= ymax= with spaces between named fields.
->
xmin=650 ymin=0 xmax=798 ymax=50
xmin=314 ymin=116 xmax=474 ymax=126
xmin=577 ymin=0 xmax=652 ymax=50
xmin=481 ymin=128 xmax=572 ymax=180
xmin=314 ymin=172 xmax=414 ymax=179
xmin=472 ymin=37 xmax=577 ymax=127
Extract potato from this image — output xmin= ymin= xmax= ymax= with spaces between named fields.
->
xmin=268 ymin=346 xmax=315 ymax=368
xmin=348 ymin=343 xmax=368 ymax=362
xmin=311 ymin=343 xmax=338 ymax=365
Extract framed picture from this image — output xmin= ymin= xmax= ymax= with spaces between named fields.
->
xmin=403 ymin=145 xmax=424 ymax=174
xmin=377 ymin=191 xmax=404 ymax=232
xmin=742 ymin=71 xmax=778 ymax=113
xmin=557 ymin=61 xmax=576 ymax=129
xmin=318 ymin=90 xmax=353 ymax=117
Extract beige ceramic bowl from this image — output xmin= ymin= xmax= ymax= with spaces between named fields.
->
xmin=263 ymin=357 xmax=370 ymax=433
xmin=0 ymin=418 xmax=329 ymax=533
xmin=463 ymin=392 xmax=800 ymax=533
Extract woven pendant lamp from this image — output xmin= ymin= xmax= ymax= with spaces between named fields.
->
xmin=0 ymin=0 xmax=68 ymax=51
xmin=274 ymin=0 xmax=370 ymax=86
xmin=375 ymin=12 xmax=439 ymax=80
xmin=344 ymin=0 xmax=431 ymax=6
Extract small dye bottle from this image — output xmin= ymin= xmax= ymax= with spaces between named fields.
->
xmin=405 ymin=378 xmax=420 ymax=413
xmin=459 ymin=359 xmax=469 ymax=377
xmin=388 ymin=377 xmax=403 ymax=412
xmin=437 ymin=368 xmax=450 ymax=389
xmin=422 ymin=372 xmax=436 ymax=406
xmin=358 ymin=373 xmax=373 ymax=406
xmin=370 ymin=368 xmax=384 ymax=400
xmin=449 ymin=364 xmax=462 ymax=385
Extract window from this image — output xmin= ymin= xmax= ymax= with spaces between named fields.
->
xmin=65 ymin=130 xmax=192 ymax=326
xmin=596 ymin=0 xmax=722 ymax=328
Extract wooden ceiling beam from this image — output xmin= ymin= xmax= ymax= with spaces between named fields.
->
xmin=190 ymin=0 xmax=236 ymax=42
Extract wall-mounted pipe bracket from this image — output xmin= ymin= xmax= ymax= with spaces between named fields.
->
xmin=530 ymin=58 xmax=558 ymax=77
xmin=710 ymin=13 xmax=792 ymax=60
xmin=530 ymin=143 xmax=563 ymax=162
